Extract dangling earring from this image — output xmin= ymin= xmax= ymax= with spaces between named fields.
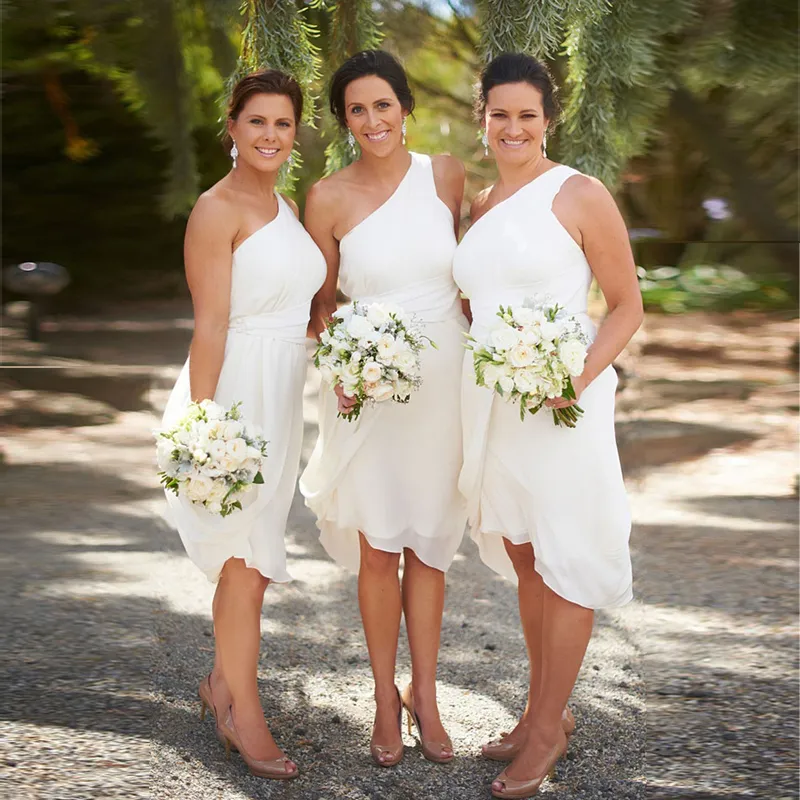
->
xmin=230 ymin=139 xmax=238 ymax=169
xmin=481 ymin=129 xmax=488 ymax=157
xmin=542 ymin=132 xmax=548 ymax=158
xmin=287 ymin=153 xmax=295 ymax=167
xmin=347 ymin=129 xmax=356 ymax=155
xmin=401 ymin=117 xmax=407 ymax=146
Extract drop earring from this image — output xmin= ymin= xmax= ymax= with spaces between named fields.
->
xmin=481 ymin=129 xmax=488 ymax=156
xmin=347 ymin=129 xmax=356 ymax=155
xmin=230 ymin=139 xmax=238 ymax=168
xmin=287 ymin=153 xmax=294 ymax=167
xmin=542 ymin=132 xmax=548 ymax=158
xmin=401 ymin=117 xmax=407 ymax=146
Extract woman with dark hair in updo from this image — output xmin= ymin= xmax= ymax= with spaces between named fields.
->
xmin=160 ymin=69 xmax=325 ymax=780
xmin=454 ymin=53 xmax=643 ymax=798
xmin=300 ymin=49 xmax=468 ymax=768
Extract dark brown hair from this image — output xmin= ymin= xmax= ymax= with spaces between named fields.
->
xmin=329 ymin=50 xmax=415 ymax=128
xmin=223 ymin=69 xmax=304 ymax=151
xmin=476 ymin=53 xmax=561 ymax=129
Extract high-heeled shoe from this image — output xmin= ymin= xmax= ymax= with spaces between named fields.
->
xmin=482 ymin=707 xmax=575 ymax=762
xmin=370 ymin=686 xmax=404 ymax=767
xmin=400 ymin=683 xmax=454 ymax=764
xmin=490 ymin=728 xmax=567 ymax=799
xmin=218 ymin=705 xmax=298 ymax=780
xmin=198 ymin=674 xmax=233 ymax=750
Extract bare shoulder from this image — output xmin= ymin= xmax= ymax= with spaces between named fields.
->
xmin=469 ymin=185 xmax=494 ymax=224
xmin=305 ymin=170 xmax=350 ymax=213
xmin=279 ymin=193 xmax=300 ymax=218
xmin=560 ymin=172 xmax=615 ymax=211
xmin=431 ymin=153 xmax=465 ymax=184
xmin=187 ymin=186 xmax=237 ymax=238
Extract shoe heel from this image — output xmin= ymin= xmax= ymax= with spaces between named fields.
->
xmin=224 ymin=737 xmax=231 ymax=760
xmin=405 ymin=708 xmax=413 ymax=736
xmin=200 ymin=699 xmax=208 ymax=721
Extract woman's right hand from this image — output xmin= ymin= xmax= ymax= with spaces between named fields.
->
xmin=334 ymin=384 xmax=358 ymax=415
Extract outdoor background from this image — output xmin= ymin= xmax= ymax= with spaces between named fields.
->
xmin=1 ymin=2 xmax=798 ymax=799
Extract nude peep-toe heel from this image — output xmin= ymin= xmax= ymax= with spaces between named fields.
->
xmin=218 ymin=706 xmax=298 ymax=780
xmin=400 ymin=683 xmax=454 ymax=764
xmin=198 ymin=674 xmax=233 ymax=750
xmin=482 ymin=707 xmax=575 ymax=762
xmin=370 ymin=686 xmax=404 ymax=767
xmin=490 ymin=729 xmax=567 ymax=799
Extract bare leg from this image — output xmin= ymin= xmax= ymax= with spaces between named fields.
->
xmin=486 ymin=540 xmax=544 ymax=747
xmin=358 ymin=533 xmax=403 ymax=761
xmin=495 ymin=585 xmax=593 ymax=789
xmin=402 ymin=548 xmax=451 ymax=753
xmin=214 ymin=557 xmax=295 ymax=771
xmin=209 ymin=581 xmax=232 ymax=714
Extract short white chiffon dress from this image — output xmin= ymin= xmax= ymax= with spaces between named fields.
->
xmin=300 ymin=152 xmax=468 ymax=573
xmin=161 ymin=194 xmax=326 ymax=583
xmin=453 ymin=165 xmax=633 ymax=609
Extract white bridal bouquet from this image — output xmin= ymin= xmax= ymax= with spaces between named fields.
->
xmin=314 ymin=301 xmax=434 ymax=421
xmin=155 ymin=400 xmax=268 ymax=516
xmin=465 ymin=297 xmax=590 ymax=427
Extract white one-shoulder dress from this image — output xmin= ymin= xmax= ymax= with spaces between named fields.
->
xmin=453 ymin=165 xmax=633 ymax=609
xmin=162 ymin=195 xmax=326 ymax=583
xmin=300 ymin=152 xmax=468 ymax=573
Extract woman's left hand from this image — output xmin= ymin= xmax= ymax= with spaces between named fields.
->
xmin=546 ymin=374 xmax=588 ymax=409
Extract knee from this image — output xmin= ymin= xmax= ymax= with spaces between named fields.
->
xmin=221 ymin=558 xmax=269 ymax=601
xmin=504 ymin=540 xmax=536 ymax=579
xmin=360 ymin=539 xmax=400 ymax=576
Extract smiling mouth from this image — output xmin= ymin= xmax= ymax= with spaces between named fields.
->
xmin=255 ymin=146 xmax=280 ymax=157
xmin=501 ymin=139 xmax=528 ymax=147
xmin=364 ymin=131 xmax=390 ymax=142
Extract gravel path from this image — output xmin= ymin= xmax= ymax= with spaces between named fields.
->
xmin=1 ymin=309 xmax=796 ymax=799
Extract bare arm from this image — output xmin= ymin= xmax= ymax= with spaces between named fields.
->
xmin=185 ymin=194 xmax=237 ymax=402
xmin=549 ymin=175 xmax=643 ymax=406
xmin=304 ymin=180 xmax=342 ymax=339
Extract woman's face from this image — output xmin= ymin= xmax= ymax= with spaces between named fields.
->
xmin=484 ymin=82 xmax=548 ymax=166
xmin=344 ymin=75 xmax=406 ymax=157
xmin=227 ymin=93 xmax=296 ymax=173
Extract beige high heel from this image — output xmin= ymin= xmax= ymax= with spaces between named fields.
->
xmin=198 ymin=674 xmax=233 ymax=750
xmin=400 ymin=683 xmax=454 ymax=764
xmin=218 ymin=706 xmax=298 ymax=780
xmin=370 ymin=686 xmax=404 ymax=767
xmin=490 ymin=728 xmax=567 ymax=799
xmin=482 ymin=707 xmax=575 ymax=762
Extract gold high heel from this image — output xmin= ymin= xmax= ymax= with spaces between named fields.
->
xmin=400 ymin=683 xmax=454 ymax=764
xmin=198 ymin=674 xmax=233 ymax=750
xmin=370 ymin=686 xmax=404 ymax=767
xmin=482 ymin=707 xmax=575 ymax=762
xmin=218 ymin=706 xmax=298 ymax=780
xmin=490 ymin=729 xmax=567 ymax=799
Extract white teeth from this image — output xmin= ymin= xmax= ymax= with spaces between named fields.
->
xmin=365 ymin=131 xmax=390 ymax=142
xmin=502 ymin=139 xmax=526 ymax=147
xmin=256 ymin=147 xmax=279 ymax=156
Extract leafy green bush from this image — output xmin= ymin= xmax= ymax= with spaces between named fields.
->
xmin=638 ymin=265 xmax=795 ymax=313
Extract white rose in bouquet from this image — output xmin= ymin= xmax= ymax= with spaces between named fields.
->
xmin=367 ymin=303 xmax=390 ymax=327
xmin=490 ymin=325 xmax=520 ymax=351
xmin=361 ymin=361 xmax=383 ymax=383
xmin=346 ymin=313 xmax=374 ymax=340
xmin=558 ymin=339 xmax=588 ymax=376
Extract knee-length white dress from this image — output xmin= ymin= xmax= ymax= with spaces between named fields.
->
xmin=161 ymin=195 xmax=326 ymax=583
xmin=453 ymin=165 xmax=633 ymax=609
xmin=300 ymin=153 xmax=468 ymax=573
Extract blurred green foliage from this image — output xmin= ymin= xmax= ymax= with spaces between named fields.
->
xmin=2 ymin=0 xmax=797 ymax=307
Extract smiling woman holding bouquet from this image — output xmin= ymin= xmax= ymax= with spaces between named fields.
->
xmin=300 ymin=50 xmax=468 ymax=767
xmin=160 ymin=70 xmax=325 ymax=780
xmin=453 ymin=53 xmax=643 ymax=798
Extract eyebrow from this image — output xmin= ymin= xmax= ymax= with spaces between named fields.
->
xmin=347 ymin=98 xmax=393 ymax=107
xmin=246 ymin=114 xmax=293 ymax=121
xmin=489 ymin=108 xmax=539 ymax=113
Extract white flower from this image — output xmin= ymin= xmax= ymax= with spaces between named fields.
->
xmin=558 ymin=339 xmax=587 ymax=376
xmin=507 ymin=343 xmax=536 ymax=368
xmin=346 ymin=313 xmax=375 ymax=340
xmin=186 ymin=474 xmax=213 ymax=502
xmin=156 ymin=438 xmax=176 ymax=472
xmin=206 ymin=420 xmax=226 ymax=439
xmin=207 ymin=481 xmax=228 ymax=502
xmin=376 ymin=333 xmax=397 ymax=364
xmin=393 ymin=349 xmax=417 ymax=374
xmin=366 ymin=382 xmax=395 ymax=402
xmin=320 ymin=329 xmax=332 ymax=345
xmin=482 ymin=364 xmax=504 ymax=388
xmin=192 ymin=449 xmax=208 ymax=463
xmin=209 ymin=440 xmax=227 ymax=460
xmin=513 ymin=369 xmax=542 ymax=395
xmin=539 ymin=320 xmax=561 ymax=342
xmin=512 ymin=306 xmax=536 ymax=326
xmin=226 ymin=438 xmax=248 ymax=466
xmin=362 ymin=361 xmax=383 ymax=383
xmin=206 ymin=501 xmax=222 ymax=515
xmin=366 ymin=303 xmax=390 ymax=327
xmin=498 ymin=375 xmax=515 ymax=395
xmin=319 ymin=364 xmax=336 ymax=385
xmin=199 ymin=400 xmax=224 ymax=420
xmin=223 ymin=420 xmax=243 ymax=440
xmin=350 ymin=350 xmax=362 ymax=363
xmin=393 ymin=379 xmax=413 ymax=399
xmin=519 ymin=327 xmax=542 ymax=346
xmin=489 ymin=325 xmax=520 ymax=351
xmin=246 ymin=445 xmax=262 ymax=461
